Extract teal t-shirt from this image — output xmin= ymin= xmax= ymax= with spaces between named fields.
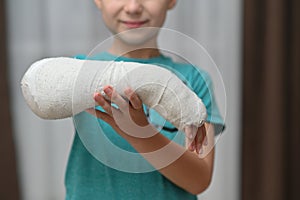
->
xmin=65 ymin=52 xmax=225 ymax=200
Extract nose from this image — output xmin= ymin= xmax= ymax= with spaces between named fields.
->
xmin=124 ymin=0 xmax=143 ymax=15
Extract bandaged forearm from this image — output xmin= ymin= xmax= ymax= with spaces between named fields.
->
xmin=21 ymin=57 xmax=207 ymax=131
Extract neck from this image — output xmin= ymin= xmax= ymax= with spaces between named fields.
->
xmin=109 ymin=37 xmax=161 ymax=59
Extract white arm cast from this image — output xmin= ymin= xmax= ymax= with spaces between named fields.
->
xmin=21 ymin=57 xmax=207 ymax=131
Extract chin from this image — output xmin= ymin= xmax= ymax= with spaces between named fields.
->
xmin=116 ymin=27 xmax=160 ymax=47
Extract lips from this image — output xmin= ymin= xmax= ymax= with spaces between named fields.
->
xmin=120 ymin=20 xmax=149 ymax=28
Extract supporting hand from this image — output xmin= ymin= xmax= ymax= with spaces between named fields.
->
xmin=86 ymin=85 xmax=207 ymax=154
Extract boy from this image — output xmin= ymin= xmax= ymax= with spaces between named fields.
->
xmin=65 ymin=0 xmax=224 ymax=199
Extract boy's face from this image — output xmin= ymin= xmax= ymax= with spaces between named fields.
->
xmin=94 ymin=0 xmax=176 ymax=45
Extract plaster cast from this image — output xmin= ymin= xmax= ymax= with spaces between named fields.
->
xmin=21 ymin=57 xmax=207 ymax=131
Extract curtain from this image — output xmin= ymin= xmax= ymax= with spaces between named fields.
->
xmin=6 ymin=0 xmax=242 ymax=199
xmin=0 ymin=0 xmax=20 ymax=199
xmin=242 ymin=0 xmax=300 ymax=199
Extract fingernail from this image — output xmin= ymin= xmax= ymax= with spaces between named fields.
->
xmin=200 ymin=148 xmax=204 ymax=154
xmin=94 ymin=92 xmax=100 ymax=99
xmin=94 ymin=93 xmax=103 ymax=103
xmin=204 ymin=138 xmax=208 ymax=146
xmin=104 ymin=87 xmax=112 ymax=95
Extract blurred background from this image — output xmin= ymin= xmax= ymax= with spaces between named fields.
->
xmin=0 ymin=0 xmax=299 ymax=200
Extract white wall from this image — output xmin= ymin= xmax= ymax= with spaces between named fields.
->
xmin=6 ymin=0 xmax=242 ymax=199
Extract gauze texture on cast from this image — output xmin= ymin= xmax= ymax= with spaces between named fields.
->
xmin=21 ymin=57 xmax=207 ymax=131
